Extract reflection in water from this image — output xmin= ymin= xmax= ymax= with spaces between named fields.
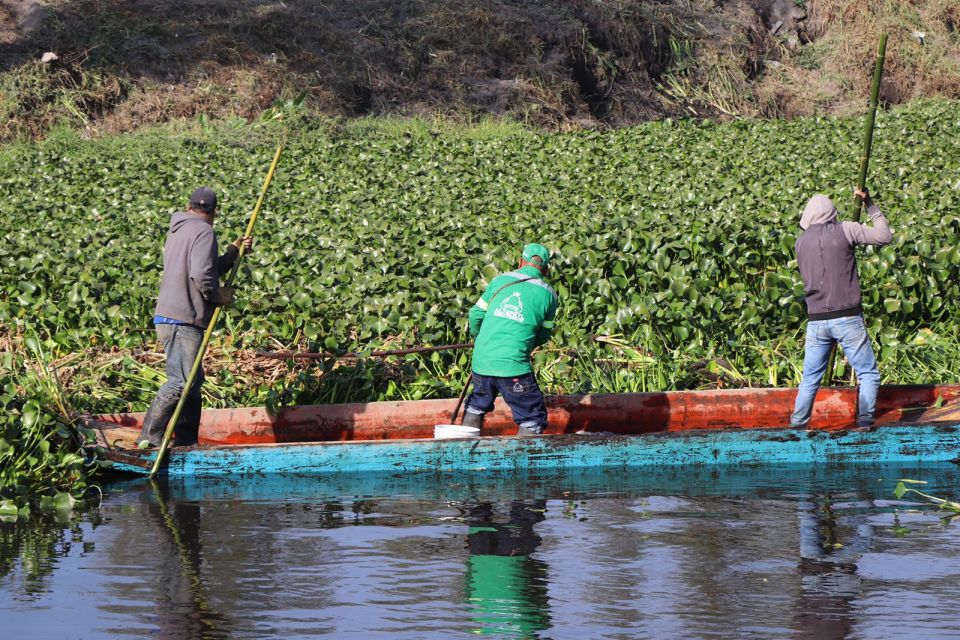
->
xmin=464 ymin=501 xmax=550 ymax=637
xmin=3 ymin=464 xmax=960 ymax=638
xmin=795 ymin=492 xmax=874 ymax=640
xmin=0 ymin=512 xmax=97 ymax=598
xmin=146 ymin=480 xmax=228 ymax=640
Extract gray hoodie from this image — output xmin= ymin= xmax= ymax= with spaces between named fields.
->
xmin=795 ymin=195 xmax=892 ymax=320
xmin=153 ymin=211 xmax=238 ymax=327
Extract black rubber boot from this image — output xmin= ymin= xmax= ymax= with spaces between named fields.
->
xmin=462 ymin=411 xmax=484 ymax=430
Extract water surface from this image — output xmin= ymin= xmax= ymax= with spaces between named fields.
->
xmin=4 ymin=464 xmax=960 ymax=639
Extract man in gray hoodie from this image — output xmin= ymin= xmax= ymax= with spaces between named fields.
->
xmin=790 ymin=188 xmax=893 ymax=429
xmin=137 ymin=187 xmax=252 ymax=448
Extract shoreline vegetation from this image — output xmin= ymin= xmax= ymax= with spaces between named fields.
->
xmin=2 ymin=335 xmax=100 ymax=519
xmin=3 ymin=98 xmax=960 ymax=509
xmin=1 ymin=0 xmax=958 ymax=142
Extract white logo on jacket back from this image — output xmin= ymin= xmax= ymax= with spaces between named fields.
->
xmin=493 ymin=291 xmax=525 ymax=323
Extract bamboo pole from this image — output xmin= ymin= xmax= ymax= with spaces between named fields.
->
xmin=149 ymin=140 xmax=285 ymax=478
xmin=823 ymin=33 xmax=887 ymax=387
xmin=854 ymin=33 xmax=888 ymax=223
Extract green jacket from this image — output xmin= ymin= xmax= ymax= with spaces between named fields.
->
xmin=468 ymin=265 xmax=558 ymax=377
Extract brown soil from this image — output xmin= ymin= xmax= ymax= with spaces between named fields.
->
xmin=0 ymin=0 xmax=957 ymax=139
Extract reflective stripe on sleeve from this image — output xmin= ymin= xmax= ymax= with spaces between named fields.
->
xmin=541 ymin=320 xmax=555 ymax=328
xmin=475 ymin=298 xmax=488 ymax=310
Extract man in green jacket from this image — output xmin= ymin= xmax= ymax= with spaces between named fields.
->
xmin=463 ymin=243 xmax=558 ymax=436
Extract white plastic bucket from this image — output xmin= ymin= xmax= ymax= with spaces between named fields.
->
xmin=433 ymin=424 xmax=480 ymax=439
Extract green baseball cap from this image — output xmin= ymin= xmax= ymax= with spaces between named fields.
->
xmin=521 ymin=243 xmax=550 ymax=267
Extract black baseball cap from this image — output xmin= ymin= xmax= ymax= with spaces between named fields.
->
xmin=189 ymin=187 xmax=217 ymax=213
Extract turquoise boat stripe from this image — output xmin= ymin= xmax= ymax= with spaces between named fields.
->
xmin=113 ymin=425 xmax=960 ymax=477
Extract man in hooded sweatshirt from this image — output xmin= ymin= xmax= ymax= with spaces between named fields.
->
xmin=137 ymin=187 xmax=252 ymax=448
xmin=790 ymin=188 xmax=893 ymax=429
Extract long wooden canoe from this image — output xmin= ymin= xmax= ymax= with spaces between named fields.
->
xmin=91 ymin=384 xmax=960 ymax=477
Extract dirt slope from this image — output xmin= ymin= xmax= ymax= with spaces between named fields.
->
xmin=0 ymin=0 xmax=958 ymax=139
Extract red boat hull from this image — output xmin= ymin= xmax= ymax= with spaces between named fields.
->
xmin=91 ymin=384 xmax=960 ymax=446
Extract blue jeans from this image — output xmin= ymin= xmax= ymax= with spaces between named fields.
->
xmin=790 ymin=315 xmax=880 ymax=428
xmin=138 ymin=323 xmax=205 ymax=447
xmin=466 ymin=372 xmax=548 ymax=433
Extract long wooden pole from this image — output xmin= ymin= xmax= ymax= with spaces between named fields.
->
xmin=149 ymin=140 xmax=285 ymax=478
xmin=854 ymin=33 xmax=888 ymax=223
xmin=823 ymin=33 xmax=887 ymax=386
xmin=449 ymin=370 xmax=473 ymax=425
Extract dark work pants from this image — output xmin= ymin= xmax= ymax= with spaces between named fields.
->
xmin=138 ymin=323 xmax=205 ymax=447
xmin=465 ymin=372 xmax=548 ymax=433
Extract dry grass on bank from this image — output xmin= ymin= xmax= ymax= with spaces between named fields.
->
xmin=0 ymin=0 xmax=957 ymax=139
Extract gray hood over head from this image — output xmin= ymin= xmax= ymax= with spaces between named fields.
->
xmin=170 ymin=210 xmax=207 ymax=233
xmin=799 ymin=194 xmax=837 ymax=230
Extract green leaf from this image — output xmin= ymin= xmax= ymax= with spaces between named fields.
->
xmin=0 ymin=500 xmax=18 ymax=518
xmin=292 ymin=292 xmax=312 ymax=308
xmin=21 ymin=407 xmax=39 ymax=430
xmin=24 ymin=335 xmax=40 ymax=354
xmin=893 ymin=482 xmax=908 ymax=499
xmin=53 ymin=492 xmax=76 ymax=511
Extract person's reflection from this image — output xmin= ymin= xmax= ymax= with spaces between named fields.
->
xmin=793 ymin=493 xmax=872 ymax=639
xmin=146 ymin=479 xmax=228 ymax=640
xmin=464 ymin=500 xmax=551 ymax=637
